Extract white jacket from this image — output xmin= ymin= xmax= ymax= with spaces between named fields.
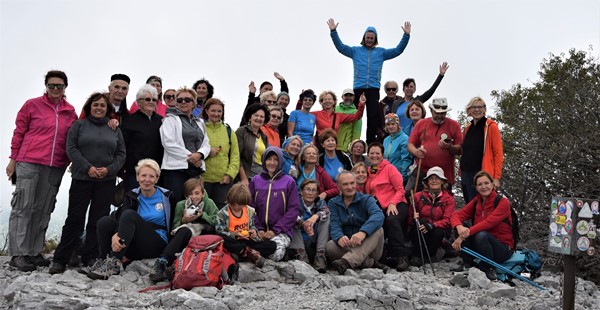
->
xmin=160 ymin=113 xmax=210 ymax=170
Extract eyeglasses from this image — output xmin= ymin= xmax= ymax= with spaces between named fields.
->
xmin=47 ymin=84 xmax=65 ymax=90
xmin=303 ymin=188 xmax=318 ymax=193
xmin=164 ymin=95 xmax=175 ymax=100
xmin=270 ymin=114 xmax=282 ymax=120
xmin=138 ymin=97 xmax=158 ymax=103
xmin=469 ymin=105 xmax=486 ymax=110
xmin=176 ymin=97 xmax=194 ymax=103
xmin=343 ymin=93 xmax=355 ymax=97
xmin=386 ymin=88 xmax=397 ymax=92
xmin=266 ymin=100 xmax=277 ymax=105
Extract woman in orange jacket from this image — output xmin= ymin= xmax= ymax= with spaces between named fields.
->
xmin=460 ymin=97 xmax=503 ymax=203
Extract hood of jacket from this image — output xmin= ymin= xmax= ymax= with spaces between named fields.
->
xmin=261 ymin=146 xmax=284 ymax=177
xmin=361 ymin=26 xmax=378 ymax=47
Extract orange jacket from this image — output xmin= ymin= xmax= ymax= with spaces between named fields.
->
xmin=261 ymin=124 xmax=281 ymax=148
xmin=463 ymin=118 xmax=503 ymax=180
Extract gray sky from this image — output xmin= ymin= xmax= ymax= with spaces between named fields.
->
xmin=1 ymin=0 xmax=599 ymax=238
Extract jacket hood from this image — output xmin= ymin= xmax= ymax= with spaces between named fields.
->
xmin=361 ymin=26 xmax=379 ymax=47
xmin=165 ymin=107 xmax=189 ymax=117
xmin=261 ymin=146 xmax=284 ymax=176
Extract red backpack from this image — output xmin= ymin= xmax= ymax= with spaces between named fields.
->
xmin=171 ymin=234 xmax=237 ymax=290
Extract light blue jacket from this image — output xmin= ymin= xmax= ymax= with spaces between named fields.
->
xmin=383 ymin=131 xmax=411 ymax=180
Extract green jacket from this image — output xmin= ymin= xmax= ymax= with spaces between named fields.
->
xmin=335 ymin=103 xmax=362 ymax=151
xmin=204 ymin=121 xmax=240 ymax=183
xmin=172 ymin=194 xmax=219 ymax=229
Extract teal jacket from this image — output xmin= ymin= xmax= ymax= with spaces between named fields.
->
xmin=383 ymin=131 xmax=411 ymax=180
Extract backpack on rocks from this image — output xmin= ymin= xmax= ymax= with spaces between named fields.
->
xmin=496 ymin=249 xmax=543 ymax=283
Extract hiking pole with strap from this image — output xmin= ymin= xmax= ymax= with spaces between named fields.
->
xmin=461 ymin=247 xmax=549 ymax=292
xmin=409 ymin=191 xmax=427 ymax=274
xmin=412 ymin=149 xmax=435 ymax=276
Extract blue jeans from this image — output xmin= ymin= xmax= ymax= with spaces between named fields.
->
xmin=461 ymin=231 xmax=513 ymax=269
xmin=461 ymin=170 xmax=478 ymax=204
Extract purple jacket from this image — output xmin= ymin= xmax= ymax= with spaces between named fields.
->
xmin=249 ymin=147 xmax=300 ymax=238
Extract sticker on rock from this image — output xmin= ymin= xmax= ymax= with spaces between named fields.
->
xmin=551 ymin=200 xmax=558 ymax=212
xmin=588 ymin=230 xmax=597 ymax=240
xmin=587 ymin=247 xmax=596 ymax=256
xmin=562 ymin=237 xmax=571 ymax=254
xmin=576 ymin=200 xmax=584 ymax=208
xmin=566 ymin=200 xmax=575 ymax=212
xmin=577 ymin=237 xmax=590 ymax=251
xmin=558 ymin=201 xmax=566 ymax=214
xmin=579 ymin=203 xmax=593 ymax=219
xmin=566 ymin=202 xmax=573 ymax=219
xmin=550 ymin=222 xmax=558 ymax=236
xmin=565 ymin=219 xmax=573 ymax=234
xmin=576 ymin=220 xmax=590 ymax=235
xmin=555 ymin=215 xmax=567 ymax=225
xmin=550 ymin=236 xmax=562 ymax=248
xmin=591 ymin=201 xmax=599 ymax=215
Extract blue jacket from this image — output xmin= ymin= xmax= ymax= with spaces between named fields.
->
xmin=328 ymin=191 xmax=384 ymax=242
xmin=330 ymin=27 xmax=410 ymax=89
xmin=383 ymin=131 xmax=411 ymax=180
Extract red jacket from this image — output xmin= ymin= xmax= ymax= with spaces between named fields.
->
xmin=366 ymin=159 xmax=406 ymax=209
xmin=315 ymin=165 xmax=339 ymax=199
xmin=311 ymin=102 xmax=364 ymax=138
xmin=10 ymin=94 xmax=77 ymax=168
xmin=409 ymin=190 xmax=455 ymax=229
xmin=450 ymin=190 xmax=514 ymax=250
xmin=261 ymin=124 xmax=281 ymax=148
xmin=462 ymin=118 xmax=503 ymax=180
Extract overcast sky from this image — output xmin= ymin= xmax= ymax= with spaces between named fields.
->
xmin=1 ymin=0 xmax=599 ymax=238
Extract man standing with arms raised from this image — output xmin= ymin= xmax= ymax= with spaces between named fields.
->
xmin=328 ymin=18 xmax=411 ymax=144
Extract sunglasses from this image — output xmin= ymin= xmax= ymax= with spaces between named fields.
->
xmin=164 ymin=95 xmax=175 ymax=100
xmin=432 ymin=104 xmax=447 ymax=110
xmin=270 ymin=114 xmax=282 ymax=120
xmin=386 ymin=88 xmax=397 ymax=92
xmin=176 ymin=97 xmax=194 ymax=103
xmin=138 ymin=97 xmax=158 ymax=103
xmin=47 ymin=84 xmax=65 ymax=90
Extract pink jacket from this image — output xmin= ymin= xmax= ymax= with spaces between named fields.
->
xmin=10 ymin=94 xmax=78 ymax=168
xmin=366 ymin=159 xmax=406 ymax=209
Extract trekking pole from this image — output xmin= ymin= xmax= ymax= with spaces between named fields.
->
xmin=461 ymin=247 xmax=549 ymax=292
xmin=409 ymin=191 xmax=426 ymax=274
xmin=412 ymin=156 xmax=435 ymax=276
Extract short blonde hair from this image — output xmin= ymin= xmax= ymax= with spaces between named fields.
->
xmin=135 ymin=158 xmax=161 ymax=178
xmin=176 ymin=87 xmax=198 ymax=102
xmin=318 ymin=90 xmax=337 ymax=104
xmin=259 ymin=91 xmax=277 ymax=103
xmin=465 ymin=97 xmax=486 ymax=114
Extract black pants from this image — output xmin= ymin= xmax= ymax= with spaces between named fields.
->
xmin=409 ymin=226 xmax=446 ymax=258
xmin=353 ymin=88 xmax=383 ymax=144
xmin=460 ymin=231 xmax=513 ymax=269
xmin=162 ymin=168 xmax=202 ymax=203
xmin=383 ymin=202 xmax=411 ymax=257
xmin=53 ymin=179 xmax=114 ymax=265
xmin=204 ymin=182 xmax=232 ymax=209
xmin=219 ymin=234 xmax=277 ymax=258
xmin=96 ymin=209 xmax=166 ymax=260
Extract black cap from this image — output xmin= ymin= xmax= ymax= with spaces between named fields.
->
xmin=111 ymin=73 xmax=130 ymax=84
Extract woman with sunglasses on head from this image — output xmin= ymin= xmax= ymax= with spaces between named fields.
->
xmin=129 ymin=76 xmax=168 ymax=117
xmin=460 ymin=97 xmax=503 ymax=203
xmin=262 ymin=105 xmax=283 ymax=148
xmin=159 ymin=87 xmax=211 ymax=203
xmin=288 ymin=90 xmax=317 ymax=145
xmin=120 ymin=84 xmax=165 ymax=191
xmin=5 ymin=70 xmax=78 ymax=271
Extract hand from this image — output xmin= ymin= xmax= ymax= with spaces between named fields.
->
xmin=96 ymin=167 xmax=108 ymax=179
xmin=439 ymin=62 xmax=449 ymax=75
xmin=419 ymin=223 xmax=434 ymax=234
xmin=88 ymin=166 xmax=99 ymax=178
xmin=493 ymin=179 xmax=500 ymax=188
xmin=107 ymin=119 xmax=119 ymax=130
xmin=182 ymin=213 xmax=198 ymax=224
xmin=209 ymin=147 xmax=221 ymax=158
xmin=111 ymin=233 xmax=125 ymax=252
xmin=350 ymin=231 xmax=366 ymax=247
xmin=273 ymin=72 xmax=285 ymax=81
xmin=248 ymin=81 xmax=256 ymax=94
xmin=6 ymin=159 xmax=16 ymax=181
xmin=456 ymin=225 xmax=470 ymax=239
xmin=452 ymin=237 xmax=463 ymax=252
xmin=303 ymin=219 xmax=316 ymax=237
xmin=263 ymin=230 xmax=276 ymax=240
xmin=187 ymin=152 xmax=202 ymax=167
xmin=327 ymin=18 xmax=338 ymax=31
xmin=414 ymin=146 xmax=427 ymax=159
xmin=386 ymin=204 xmax=398 ymax=216
xmin=402 ymin=21 xmax=412 ymax=35
xmin=248 ymin=229 xmax=258 ymax=239
xmin=413 ymin=212 xmax=420 ymax=220
xmin=220 ymin=175 xmax=232 ymax=185
xmin=337 ymin=236 xmax=351 ymax=248
xmin=318 ymin=192 xmax=327 ymax=201
xmin=257 ymin=230 xmax=266 ymax=239
xmin=438 ymin=139 xmax=453 ymax=150
xmin=359 ymin=93 xmax=366 ymax=104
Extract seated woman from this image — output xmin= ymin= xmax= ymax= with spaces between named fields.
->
xmin=87 ymin=159 xmax=175 ymax=280
xmin=451 ymin=171 xmax=515 ymax=281
xmin=288 ymin=90 xmax=317 ymax=145
xmin=365 ymin=142 xmax=411 ymax=271
xmin=216 ymin=183 xmax=277 ymax=268
xmin=281 ymin=135 xmax=303 ymax=178
xmin=297 ymin=144 xmax=339 ymax=201
xmin=347 ymin=139 xmax=370 ymax=167
xmin=382 ymin=113 xmax=411 ymax=182
xmin=409 ymin=167 xmax=455 ymax=265
xmin=148 ymin=177 xmax=219 ymax=282
xmin=318 ymin=129 xmax=352 ymax=182
xmin=288 ymin=179 xmax=330 ymax=273
xmin=351 ymin=162 xmax=368 ymax=193
xmin=249 ymin=147 xmax=300 ymax=262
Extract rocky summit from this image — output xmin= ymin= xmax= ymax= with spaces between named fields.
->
xmin=0 ymin=256 xmax=598 ymax=310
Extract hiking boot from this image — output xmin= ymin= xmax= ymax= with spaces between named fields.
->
xmin=450 ymin=261 xmax=473 ymax=272
xmin=49 ymin=262 xmax=66 ymax=274
xmin=9 ymin=256 xmax=36 ymax=272
xmin=87 ymin=256 xmax=122 ymax=280
xmin=373 ymin=262 xmax=390 ymax=274
xmin=245 ymin=247 xmax=265 ymax=268
xmin=396 ymin=256 xmax=410 ymax=272
xmin=69 ymin=249 xmax=80 ymax=267
xmin=313 ymin=251 xmax=327 ymax=273
xmin=410 ymin=256 xmax=423 ymax=267
xmin=149 ymin=257 xmax=168 ymax=282
xmin=78 ymin=258 xmax=101 ymax=275
xmin=332 ymin=258 xmax=351 ymax=275
xmin=295 ymin=249 xmax=310 ymax=264
xmin=28 ymin=254 xmax=50 ymax=267
xmin=484 ymin=268 xmax=498 ymax=281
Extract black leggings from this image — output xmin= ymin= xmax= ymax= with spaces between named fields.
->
xmin=383 ymin=202 xmax=411 ymax=257
xmin=353 ymin=88 xmax=383 ymax=144
xmin=461 ymin=231 xmax=513 ymax=269
xmin=219 ymin=234 xmax=277 ymax=258
xmin=96 ymin=209 xmax=166 ymax=260
xmin=409 ymin=227 xmax=446 ymax=258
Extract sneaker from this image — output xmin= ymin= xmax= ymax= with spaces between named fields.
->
xmin=373 ymin=262 xmax=390 ymax=274
xmin=484 ymin=268 xmax=498 ymax=281
xmin=294 ymin=249 xmax=310 ymax=264
xmin=49 ymin=262 xmax=66 ymax=275
xmin=313 ymin=251 xmax=327 ymax=273
xmin=245 ymin=247 xmax=265 ymax=268
xmin=396 ymin=256 xmax=410 ymax=272
xmin=149 ymin=257 xmax=168 ymax=282
xmin=28 ymin=254 xmax=51 ymax=267
xmin=450 ymin=261 xmax=472 ymax=272
xmin=78 ymin=258 xmax=102 ymax=275
xmin=87 ymin=256 xmax=122 ymax=280
xmin=9 ymin=256 xmax=36 ymax=272
xmin=332 ymin=258 xmax=351 ymax=275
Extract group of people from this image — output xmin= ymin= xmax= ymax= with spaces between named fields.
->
xmin=6 ymin=18 xmax=511 ymax=283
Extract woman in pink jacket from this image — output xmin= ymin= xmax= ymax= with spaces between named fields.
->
xmin=5 ymin=70 xmax=78 ymax=271
xmin=365 ymin=142 xmax=411 ymax=271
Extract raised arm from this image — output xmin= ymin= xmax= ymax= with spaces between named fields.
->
xmin=415 ymin=62 xmax=449 ymax=103
xmin=382 ymin=21 xmax=411 ymax=60
xmin=328 ymin=18 xmax=353 ymax=58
